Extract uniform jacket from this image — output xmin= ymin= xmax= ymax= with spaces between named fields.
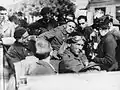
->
xmin=78 ymin=26 xmax=93 ymax=41
xmin=39 ymin=25 xmax=70 ymax=51
xmin=59 ymin=48 xmax=88 ymax=73
xmin=7 ymin=41 xmax=34 ymax=63
xmin=28 ymin=18 xmax=58 ymax=34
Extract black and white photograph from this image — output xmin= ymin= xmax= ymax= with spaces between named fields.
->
xmin=0 ymin=0 xmax=120 ymax=90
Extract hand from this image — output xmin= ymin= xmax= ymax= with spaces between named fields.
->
xmin=93 ymin=43 xmax=98 ymax=49
xmin=84 ymin=61 xmax=89 ymax=67
xmin=0 ymin=33 xmax=3 ymax=40
xmin=24 ymin=56 xmax=39 ymax=63
xmin=25 ymin=56 xmax=37 ymax=60
xmin=51 ymin=50 xmax=59 ymax=59
xmin=27 ymin=35 xmax=37 ymax=41
xmin=91 ymin=53 xmax=97 ymax=60
xmin=90 ymin=31 xmax=96 ymax=40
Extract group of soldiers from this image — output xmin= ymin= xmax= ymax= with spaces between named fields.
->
xmin=0 ymin=5 xmax=120 ymax=90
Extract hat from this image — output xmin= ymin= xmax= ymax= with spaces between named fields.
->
xmin=67 ymin=34 xmax=85 ymax=44
xmin=40 ymin=7 xmax=52 ymax=16
xmin=99 ymin=24 xmax=109 ymax=30
xmin=14 ymin=27 xmax=26 ymax=39
xmin=71 ymin=36 xmax=85 ymax=43
xmin=35 ymin=38 xmax=52 ymax=54
xmin=0 ymin=6 xmax=6 ymax=11
xmin=94 ymin=15 xmax=111 ymax=30
xmin=17 ymin=11 xmax=23 ymax=16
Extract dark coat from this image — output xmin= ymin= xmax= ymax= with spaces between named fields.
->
xmin=7 ymin=41 xmax=34 ymax=63
xmin=28 ymin=18 xmax=58 ymax=35
xmin=77 ymin=26 xmax=93 ymax=41
xmin=77 ymin=26 xmax=94 ymax=59
xmin=93 ymin=32 xmax=118 ymax=71
xmin=38 ymin=25 xmax=70 ymax=51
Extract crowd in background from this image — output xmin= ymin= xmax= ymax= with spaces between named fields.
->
xmin=0 ymin=5 xmax=120 ymax=90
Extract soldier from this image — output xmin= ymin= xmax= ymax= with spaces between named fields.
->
xmin=38 ymin=20 xmax=77 ymax=72
xmin=28 ymin=7 xmax=58 ymax=35
xmin=59 ymin=35 xmax=89 ymax=73
xmin=25 ymin=38 xmax=57 ymax=75
xmin=7 ymin=27 xmax=34 ymax=63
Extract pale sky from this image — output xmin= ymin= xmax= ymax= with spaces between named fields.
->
xmin=0 ymin=0 xmax=22 ymax=7
xmin=0 ymin=0 xmax=14 ymax=7
xmin=0 ymin=0 xmax=89 ymax=7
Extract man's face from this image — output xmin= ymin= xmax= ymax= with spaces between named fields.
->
xmin=43 ymin=13 xmax=52 ymax=21
xmin=71 ymin=40 xmax=84 ymax=55
xmin=99 ymin=28 xmax=109 ymax=36
xmin=66 ymin=22 xmax=76 ymax=34
xmin=66 ymin=15 xmax=74 ymax=22
xmin=78 ymin=18 xmax=87 ymax=29
xmin=0 ymin=10 xmax=7 ymax=22
xmin=17 ymin=16 xmax=22 ymax=19
xmin=19 ymin=31 xmax=29 ymax=44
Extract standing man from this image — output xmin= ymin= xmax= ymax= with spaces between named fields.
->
xmin=28 ymin=7 xmax=58 ymax=35
xmin=17 ymin=11 xmax=28 ymax=28
xmin=77 ymin=15 xmax=93 ymax=41
xmin=91 ymin=18 xmax=118 ymax=71
xmin=77 ymin=15 xmax=94 ymax=59
xmin=0 ymin=6 xmax=15 ymax=39
xmin=0 ymin=6 xmax=16 ymax=85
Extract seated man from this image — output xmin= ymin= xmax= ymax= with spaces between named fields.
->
xmin=5 ymin=27 xmax=35 ymax=80
xmin=23 ymin=38 xmax=57 ymax=75
xmin=7 ymin=27 xmax=34 ymax=63
xmin=5 ymin=27 xmax=35 ymax=89
xmin=38 ymin=20 xmax=77 ymax=72
xmin=59 ymin=35 xmax=89 ymax=73
xmin=7 ymin=38 xmax=56 ymax=90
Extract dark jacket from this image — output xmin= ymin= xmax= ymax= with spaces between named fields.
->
xmin=39 ymin=25 xmax=70 ymax=51
xmin=77 ymin=26 xmax=93 ymax=41
xmin=7 ymin=41 xmax=34 ymax=63
xmin=28 ymin=18 xmax=58 ymax=35
xmin=78 ymin=26 xmax=94 ymax=59
xmin=93 ymin=32 xmax=118 ymax=71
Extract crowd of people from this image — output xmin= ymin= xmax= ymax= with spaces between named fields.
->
xmin=0 ymin=5 xmax=120 ymax=90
